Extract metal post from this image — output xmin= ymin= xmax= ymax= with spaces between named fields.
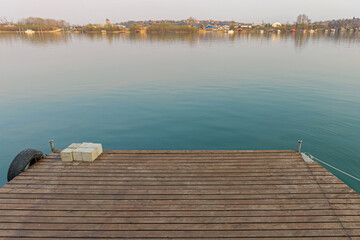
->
xmin=298 ymin=140 xmax=303 ymax=153
xmin=49 ymin=140 xmax=55 ymax=153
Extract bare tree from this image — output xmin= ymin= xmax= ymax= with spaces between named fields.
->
xmin=296 ymin=14 xmax=311 ymax=25
xmin=0 ymin=17 xmax=9 ymax=25
xmin=18 ymin=17 xmax=70 ymax=27
xmin=187 ymin=17 xmax=197 ymax=25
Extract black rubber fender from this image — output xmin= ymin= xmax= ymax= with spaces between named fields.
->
xmin=7 ymin=148 xmax=43 ymax=182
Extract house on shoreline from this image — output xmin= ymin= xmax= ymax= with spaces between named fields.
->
xmin=272 ymin=22 xmax=282 ymax=28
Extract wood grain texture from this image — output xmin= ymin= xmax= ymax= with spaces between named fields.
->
xmin=0 ymin=150 xmax=358 ymax=239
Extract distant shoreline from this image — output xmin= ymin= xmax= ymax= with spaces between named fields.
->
xmin=1 ymin=16 xmax=359 ymax=35
xmin=0 ymin=29 xmax=359 ymax=34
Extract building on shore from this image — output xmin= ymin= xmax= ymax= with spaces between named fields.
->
xmin=240 ymin=24 xmax=252 ymax=29
xmin=252 ymin=23 xmax=263 ymax=28
xmin=272 ymin=22 xmax=282 ymax=28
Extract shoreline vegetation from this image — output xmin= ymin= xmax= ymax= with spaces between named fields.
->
xmin=146 ymin=24 xmax=198 ymax=33
xmin=0 ymin=16 xmax=359 ymax=34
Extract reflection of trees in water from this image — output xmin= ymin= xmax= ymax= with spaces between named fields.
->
xmin=294 ymin=33 xmax=309 ymax=48
xmin=0 ymin=32 xmax=73 ymax=45
xmin=0 ymin=31 xmax=359 ymax=47
xmin=124 ymin=32 xmax=236 ymax=45
xmin=293 ymin=31 xmax=360 ymax=48
xmin=331 ymin=31 xmax=360 ymax=45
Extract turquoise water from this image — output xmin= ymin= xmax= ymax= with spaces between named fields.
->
xmin=0 ymin=32 xmax=359 ymax=191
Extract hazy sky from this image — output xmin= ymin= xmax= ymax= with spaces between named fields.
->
xmin=1 ymin=0 xmax=359 ymax=25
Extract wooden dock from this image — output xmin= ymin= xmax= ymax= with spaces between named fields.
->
xmin=0 ymin=150 xmax=359 ymax=239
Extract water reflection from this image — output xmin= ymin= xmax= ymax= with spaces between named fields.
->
xmin=0 ymin=31 xmax=359 ymax=48
xmin=0 ymin=32 xmax=72 ymax=45
xmin=293 ymin=32 xmax=360 ymax=48
xmin=0 ymin=28 xmax=360 ymax=192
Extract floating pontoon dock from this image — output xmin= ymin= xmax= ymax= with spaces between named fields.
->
xmin=1 ymin=150 xmax=360 ymax=239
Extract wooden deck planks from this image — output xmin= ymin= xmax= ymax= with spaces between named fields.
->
xmin=0 ymin=150 xmax=359 ymax=239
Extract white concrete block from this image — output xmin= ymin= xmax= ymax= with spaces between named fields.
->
xmin=79 ymin=142 xmax=95 ymax=148
xmin=93 ymin=143 xmax=103 ymax=157
xmin=80 ymin=142 xmax=103 ymax=157
xmin=60 ymin=148 xmax=74 ymax=162
xmin=80 ymin=147 xmax=98 ymax=162
xmin=68 ymin=143 xmax=81 ymax=149
xmin=72 ymin=148 xmax=84 ymax=161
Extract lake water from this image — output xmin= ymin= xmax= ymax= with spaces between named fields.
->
xmin=0 ymin=32 xmax=359 ymax=191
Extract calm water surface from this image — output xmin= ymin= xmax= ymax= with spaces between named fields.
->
xmin=0 ymin=32 xmax=359 ymax=191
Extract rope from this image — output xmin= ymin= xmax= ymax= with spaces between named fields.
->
xmin=304 ymin=152 xmax=360 ymax=182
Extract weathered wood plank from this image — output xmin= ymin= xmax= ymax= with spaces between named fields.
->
xmin=0 ymin=209 xmax=340 ymax=217
xmin=0 ymin=222 xmax=344 ymax=230
xmin=0 ymin=198 xmax=331 ymax=205
xmin=0 ymin=193 xmax=333 ymax=200
xmin=0 ymin=188 xmax=328 ymax=194
xmin=0 ymin=203 xmax=334 ymax=211
xmin=0 ymin=238 xmax=350 ymax=240
xmin=0 ymin=215 xmax=340 ymax=223
xmin=5 ymin=183 xmax=346 ymax=190
xmin=0 ymin=229 xmax=349 ymax=238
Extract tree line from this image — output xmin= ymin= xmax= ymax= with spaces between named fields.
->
xmin=1 ymin=15 xmax=359 ymax=32
xmin=17 ymin=17 xmax=70 ymax=27
xmin=146 ymin=23 xmax=198 ymax=33
xmin=294 ymin=14 xmax=360 ymax=30
xmin=0 ymin=17 xmax=70 ymax=31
